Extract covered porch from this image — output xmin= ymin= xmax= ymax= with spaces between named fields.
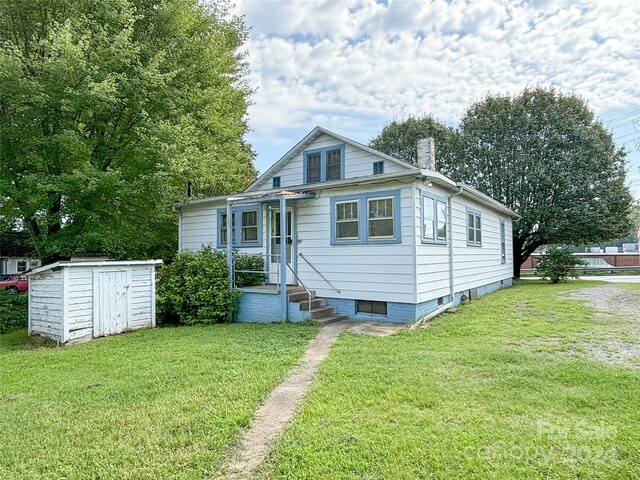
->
xmin=225 ymin=191 xmax=313 ymax=322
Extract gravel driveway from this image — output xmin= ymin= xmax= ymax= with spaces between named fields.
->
xmin=565 ymin=284 xmax=640 ymax=368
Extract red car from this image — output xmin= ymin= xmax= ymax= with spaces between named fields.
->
xmin=0 ymin=273 xmax=28 ymax=293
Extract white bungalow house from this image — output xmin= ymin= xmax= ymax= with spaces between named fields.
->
xmin=176 ymin=127 xmax=515 ymax=324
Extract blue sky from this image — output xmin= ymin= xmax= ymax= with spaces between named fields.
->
xmin=234 ymin=0 xmax=640 ymax=197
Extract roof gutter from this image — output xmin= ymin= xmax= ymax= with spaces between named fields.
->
xmin=175 ymin=170 xmax=421 ymax=208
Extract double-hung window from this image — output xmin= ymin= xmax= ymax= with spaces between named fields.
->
xmin=219 ymin=212 xmax=235 ymax=245
xmin=330 ymin=190 xmax=400 ymax=244
xmin=467 ymin=208 xmax=482 ymax=246
xmin=242 ymin=210 xmax=258 ymax=243
xmin=304 ymin=145 xmax=344 ymax=184
xmin=218 ymin=206 xmax=262 ymax=248
xmin=422 ymin=192 xmax=447 ymax=243
xmin=325 ymin=148 xmax=342 ymax=181
xmin=306 ymin=153 xmax=321 ymax=183
xmin=368 ymin=197 xmax=394 ymax=239
xmin=335 ymin=201 xmax=359 ymax=240
xmin=500 ymin=219 xmax=506 ymax=263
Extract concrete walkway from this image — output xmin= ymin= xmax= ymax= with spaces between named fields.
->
xmin=218 ymin=320 xmax=404 ymax=479
xmin=218 ymin=322 xmax=349 ymax=479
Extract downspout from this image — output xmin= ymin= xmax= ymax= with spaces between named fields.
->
xmin=448 ymin=185 xmax=464 ymax=305
xmin=412 ymin=177 xmax=461 ymax=330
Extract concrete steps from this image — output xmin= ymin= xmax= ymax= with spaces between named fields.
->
xmin=287 ymin=286 xmax=348 ymax=324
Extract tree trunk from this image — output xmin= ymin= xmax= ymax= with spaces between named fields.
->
xmin=512 ymin=236 xmax=523 ymax=279
xmin=513 ymin=251 xmax=522 ymax=279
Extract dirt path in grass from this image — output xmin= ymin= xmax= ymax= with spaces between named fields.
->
xmin=217 ymin=320 xmax=403 ymax=479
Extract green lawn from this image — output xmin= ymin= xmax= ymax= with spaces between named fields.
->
xmin=2 ymin=283 xmax=639 ymax=479
xmin=261 ymin=281 xmax=640 ymax=479
xmin=0 ymin=323 xmax=319 ymax=479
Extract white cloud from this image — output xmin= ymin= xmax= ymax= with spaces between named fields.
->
xmin=234 ymin=0 xmax=640 ymax=184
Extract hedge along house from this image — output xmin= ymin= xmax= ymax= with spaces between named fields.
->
xmin=176 ymin=127 xmax=516 ymax=324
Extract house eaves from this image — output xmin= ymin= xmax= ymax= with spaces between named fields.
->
xmin=176 ymin=168 xmax=518 ymax=218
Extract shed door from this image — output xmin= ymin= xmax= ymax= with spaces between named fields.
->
xmin=93 ymin=269 xmax=130 ymax=337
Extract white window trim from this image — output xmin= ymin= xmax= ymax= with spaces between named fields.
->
xmin=335 ymin=200 xmax=360 ymax=241
xmin=421 ymin=191 xmax=448 ymax=245
xmin=500 ymin=219 xmax=506 ymax=264
xmin=467 ymin=208 xmax=483 ymax=246
xmin=367 ymin=196 xmax=395 ymax=240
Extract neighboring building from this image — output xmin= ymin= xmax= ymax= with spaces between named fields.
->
xmin=0 ymin=231 xmax=40 ymax=274
xmin=176 ymin=127 xmax=516 ymax=324
xmin=522 ymin=252 xmax=640 ymax=270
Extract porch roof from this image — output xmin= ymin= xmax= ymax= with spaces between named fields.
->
xmin=226 ymin=191 xmax=316 ymax=206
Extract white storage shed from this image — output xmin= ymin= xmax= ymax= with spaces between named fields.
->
xmin=27 ymin=260 xmax=161 ymax=344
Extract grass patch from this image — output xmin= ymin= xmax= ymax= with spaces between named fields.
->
xmin=0 ymin=323 xmax=319 ymax=479
xmin=262 ymin=281 xmax=640 ymax=479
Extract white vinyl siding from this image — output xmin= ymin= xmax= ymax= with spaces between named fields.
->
xmin=296 ymin=182 xmax=415 ymax=303
xmin=179 ymin=178 xmax=513 ymax=309
xmin=179 ymin=203 xmax=216 ymax=251
xmin=250 ymin=133 xmax=411 ymax=192
xmin=415 ymin=184 xmax=513 ymax=303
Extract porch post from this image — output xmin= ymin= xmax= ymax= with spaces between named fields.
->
xmin=226 ymin=200 xmax=233 ymax=290
xmin=280 ymin=195 xmax=288 ymax=320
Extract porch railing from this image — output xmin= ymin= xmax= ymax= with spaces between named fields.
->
xmin=298 ymin=253 xmax=341 ymax=294
xmin=233 ymin=253 xmax=281 ymax=292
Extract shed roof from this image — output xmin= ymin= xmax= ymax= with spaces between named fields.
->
xmin=28 ymin=260 xmax=162 ymax=276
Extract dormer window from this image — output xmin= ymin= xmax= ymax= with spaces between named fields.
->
xmin=304 ymin=145 xmax=345 ymax=184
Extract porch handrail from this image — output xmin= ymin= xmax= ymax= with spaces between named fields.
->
xmin=233 ymin=253 xmax=280 ymax=292
xmin=298 ymin=253 xmax=341 ymax=294
xmin=285 ymin=263 xmax=313 ymax=314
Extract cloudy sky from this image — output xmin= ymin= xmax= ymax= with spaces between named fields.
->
xmin=234 ymin=0 xmax=640 ymax=196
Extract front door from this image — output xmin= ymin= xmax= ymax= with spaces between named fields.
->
xmin=269 ymin=207 xmax=295 ymax=285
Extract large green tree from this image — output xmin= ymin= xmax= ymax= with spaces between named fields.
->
xmin=369 ymin=114 xmax=460 ymax=176
xmin=0 ymin=0 xmax=255 ymax=262
xmin=370 ymin=87 xmax=633 ymax=277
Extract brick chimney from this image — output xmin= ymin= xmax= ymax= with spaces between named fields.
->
xmin=417 ymin=137 xmax=435 ymax=170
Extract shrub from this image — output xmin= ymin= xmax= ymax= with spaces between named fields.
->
xmin=536 ymin=245 xmax=587 ymax=283
xmin=156 ymin=246 xmax=239 ymax=325
xmin=234 ymin=253 xmax=266 ymax=287
xmin=0 ymin=290 xmax=28 ymax=334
